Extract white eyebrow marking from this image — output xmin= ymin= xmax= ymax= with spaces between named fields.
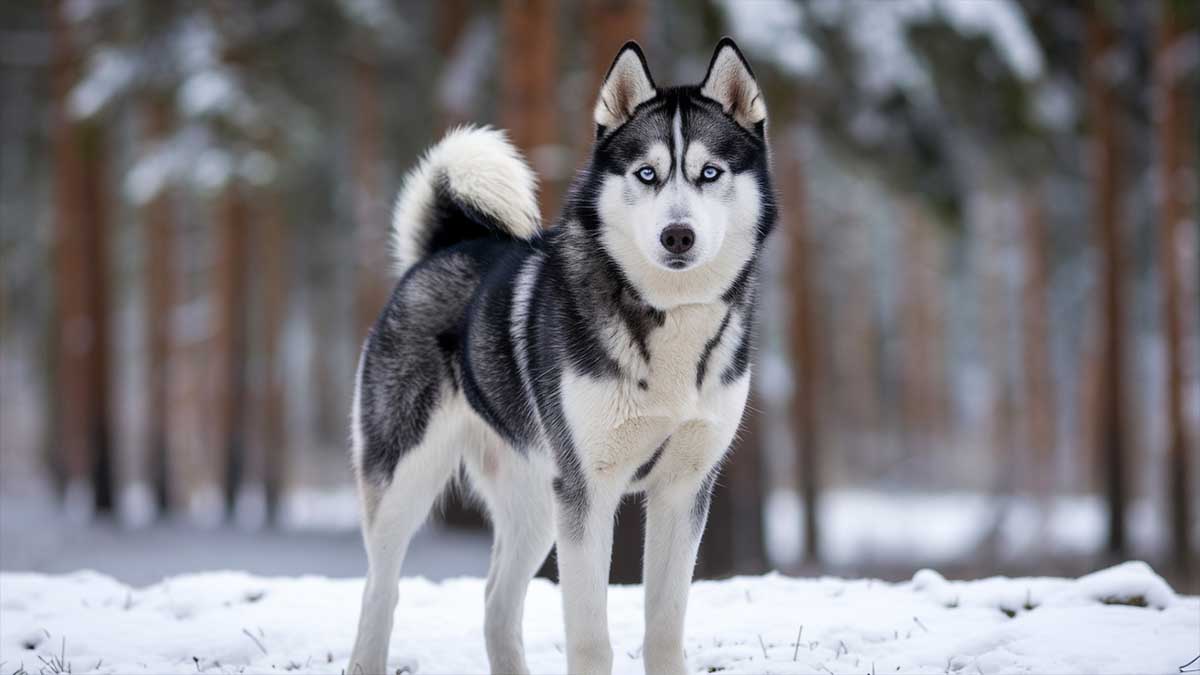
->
xmin=672 ymin=104 xmax=685 ymax=181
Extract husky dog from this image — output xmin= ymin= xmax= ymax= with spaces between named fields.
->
xmin=348 ymin=38 xmax=776 ymax=675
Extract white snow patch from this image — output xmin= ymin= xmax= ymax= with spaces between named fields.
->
xmin=69 ymin=48 xmax=136 ymax=120
xmin=0 ymin=565 xmax=1193 ymax=674
xmin=279 ymin=488 xmax=362 ymax=532
xmin=720 ymin=0 xmax=822 ymax=76
xmin=1071 ymin=560 xmax=1178 ymax=610
xmin=437 ymin=15 xmax=496 ymax=117
xmin=179 ymin=69 xmax=238 ymax=118
xmin=192 ymin=148 xmax=234 ymax=192
xmin=935 ymin=0 xmax=1044 ymax=81
xmin=118 ymin=481 xmax=157 ymax=529
xmin=838 ymin=0 xmax=1042 ymax=100
xmin=125 ymin=142 xmax=180 ymax=205
xmin=770 ymin=490 xmax=1174 ymax=568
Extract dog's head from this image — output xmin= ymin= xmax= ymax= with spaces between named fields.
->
xmin=583 ymin=38 xmax=776 ymax=307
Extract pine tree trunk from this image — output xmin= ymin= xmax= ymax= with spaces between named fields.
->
xmin=1020 ymin=185 xmax=1057 ymax=506
xmin=581 ymin=0 xmax=648 ymax=149
xmin=501 ymin=0 xmax=559 ymax=220
xmin=259 ymin=190 xmax=289 ymax=524
xmin=782 ymin=128 xmax=821 ymax=564
xmin=215 ymin=182 xmax=249 ymax=517
xmin=1085 ymin=7 xmax=1128 ymax=557
xmin=899 ymin=203 xmax=948 ymax=465
xmin=353 ymin=54 xmax=389 ymax=343
xmin=697 ymin=391 xmax=767 ymax=578
xmin=142 ymin=95 xmax=175 ymax=513
xmin=977 ymin=195 xmax=1016 ymax=559
xmin=436 ymin=0 xmax=472 ymax=131
xmin=1154 ymin=0 xmax=1193 ymax=576
xmin=51 ymin=0 xmax=113 ymax=516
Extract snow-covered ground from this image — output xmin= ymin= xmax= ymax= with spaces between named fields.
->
xmin=1 ymin=562 xmax=1194 ymax=675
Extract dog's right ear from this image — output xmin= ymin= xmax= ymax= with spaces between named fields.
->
xmin=593 ymin=41 xmax=656 ymax=139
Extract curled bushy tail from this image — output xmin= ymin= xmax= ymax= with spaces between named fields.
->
xmin=390 ymin=126 xmax=541 ymax=276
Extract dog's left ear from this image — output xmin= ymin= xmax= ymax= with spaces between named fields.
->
xmin=700 ymin=38 xmax=767 ymax=133
xmin=594 ymin=41 xmax=657 ymax=139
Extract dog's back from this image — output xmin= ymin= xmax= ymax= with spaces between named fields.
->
xmin=351 ymin=127 xmax=541 ymax=491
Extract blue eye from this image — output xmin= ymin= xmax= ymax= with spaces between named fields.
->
xmin=636 ymin=166 xmax=657 ymax=184
xmin=701 ymin=165 xmax=722 ymax=182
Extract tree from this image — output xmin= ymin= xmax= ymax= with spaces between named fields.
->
xmin=1154 ymin=0 xmax=1195 ymax=576
xmin=697 ymin=389 xmax=768 ymax=578
xmin=581 ymin=0 xmax=648 ymax=149
xmin=50 ymin=0 xmax=114 ymax=516
xmin=501 ymin=0 xmax=560 ymax=220
xmin=139 ymin=92 xmax=175 ymax=513
xmin=1020 ymin=188 xmax=1056 ymax=487
xmin=1020 ymin=185 xmax=1057 ymax=509
xmin=435 ymin=0 xmax=473 ymax=131
xmin=1085 ymin=4 xmax=1129 ymax=557
xmin=351 ymin=45 xmax=390 ymax=343
xmin=213 ymin=180 xmax=249 ymax=515
xmin=246 ymin=186 xmax=289 ymax=524
xmin=899 ymin=202 xmax=949 ymax=464
xmin=782 ymin=126 xmax=822 ymax=565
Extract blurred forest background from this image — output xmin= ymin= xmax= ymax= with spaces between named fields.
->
xmin=1 ymin=0 xmax=1197 ymax=592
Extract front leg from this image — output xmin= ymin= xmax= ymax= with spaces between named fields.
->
xmin=554 ymin=471 xmax=624 ymax=675
xmin=642 ymin=467 xmax=716 ymax=675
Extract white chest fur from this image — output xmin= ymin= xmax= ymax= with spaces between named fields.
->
xmin=559 ymin=301 xmax=750 ymax=481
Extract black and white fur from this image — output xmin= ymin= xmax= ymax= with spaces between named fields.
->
xmin=348 ymin=39 xmax=776 ymax=675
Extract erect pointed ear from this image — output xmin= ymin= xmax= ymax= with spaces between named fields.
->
xmin=700 ymin=37 xmax=767 ymax=132
xmin=593 ymin=41 xmax=657 ymax=138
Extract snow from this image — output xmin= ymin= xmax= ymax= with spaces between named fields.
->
xmin=766 ymin=489 xmax=1182 ymax=568
xmin=69 ymin=47 xmax=136 ymax=120
xmin=934 ymin=0 xmax=1044 ymax=81
xmin=827 ymin=0 xmax=1043 ymax=101
xmin=437 ymin=16 xmax=497 ymax=120
xmin=1 ymin=564 xmax=1194 ymax=674
xmin=179 ymin=70 xmax=239 ymax=118
xmin=720 ymin=0 xmax=822 ymax=77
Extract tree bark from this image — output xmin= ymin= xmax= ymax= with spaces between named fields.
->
xmin=581 ymin=0 xmax=648 ymax=150
xmin=1020 ymin=185 xmax=1057 ymax=504
xmin=697 ymin=392 xmax=767 ymax=578
xmin=1085 ymin=7 xmax=1128 ymax=557
xmin=142 ymin=96 xmax=175 ymax=513
xmin=436 ymin=0 xmax=472 ymax=131
xmin=782 ymin=127 xmax=821 ymax=564
xmin=258 ymin=189 xmax=289 ymax=523
xmin=352 ymin=54 xmax=389 ymax=343
xmin=899 ymin=203 xmax=949 ymax=465
xmin=51 ymin=0 xmax=113 ymax=515
xmin=1154 ymin=0 xmax=1194 ymax=576
xmin=501 ymin=0 xmax=559 ymax=220
xmin=215 ymin=182 xmax=249 ymax=516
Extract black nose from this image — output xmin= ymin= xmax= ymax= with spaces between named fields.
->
xmin=659 ymin=225 xmax=695 ymax=255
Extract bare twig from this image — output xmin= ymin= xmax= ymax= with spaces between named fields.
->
xmin=792 ymin=626 xmax=803 ymax=662
xmin=241 ymin=628 xmax=268 ymax=655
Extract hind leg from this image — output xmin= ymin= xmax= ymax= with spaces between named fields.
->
xmin=465 ymin=447 xmax=556 ymax=675
xmin=348 ymin=438 xmax=462 ymax=675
